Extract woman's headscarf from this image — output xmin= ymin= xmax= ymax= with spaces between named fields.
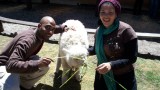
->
xmin=98 ymin=0 xmax=121 ymax=16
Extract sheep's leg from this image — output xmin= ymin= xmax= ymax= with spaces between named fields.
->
xmin=55 ymin=52 xmax=61 ymax=73
xmin=62 ymin=68 xmax=70 ymax=84
xmin=75 ymin=68 xmax=81 ymax=82
xmin=55 ymin=34 xmax=62 ymax=73
xmin=61 ymin=58 xmax=70 ymax=84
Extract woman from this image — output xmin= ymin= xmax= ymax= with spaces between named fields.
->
xmin=89 ymin=0 xmax=138 ymax=90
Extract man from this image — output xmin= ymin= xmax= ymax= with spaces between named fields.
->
xmin=0 ymin=16 xmax=66 ymax=90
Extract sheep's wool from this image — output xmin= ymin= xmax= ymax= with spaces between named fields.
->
xmin=60 ymin=20 xmax=88 ymax=49
xmin=59 ymin=19 xmax=89 ymax=68
xmin=57 ymin=19 xmax=89 ymax=82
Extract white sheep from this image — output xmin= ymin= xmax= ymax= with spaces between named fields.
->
xmin=55 ymin=20 xmax=89 ymax=83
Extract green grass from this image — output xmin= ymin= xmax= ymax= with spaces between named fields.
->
xmin=0 ymin=35 xmax=160 ymax=90
xmin=136 ymin=58 xmax=160 ymax=90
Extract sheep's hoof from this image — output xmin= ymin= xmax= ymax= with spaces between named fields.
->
xmin=75 ymin=76 xmax=82 ymax=82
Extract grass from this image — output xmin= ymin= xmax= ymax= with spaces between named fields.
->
xmin=0 ymin=35 xmax=160 ymax=90
xmin=136 ymin=58 xmax=160 ymax=90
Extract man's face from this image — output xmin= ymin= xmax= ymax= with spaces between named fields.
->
xmin=38 ymin=22 xmax=56 ymax=40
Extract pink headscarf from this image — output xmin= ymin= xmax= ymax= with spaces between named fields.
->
xmin=98 ymin=0 xmax=121 ymax=16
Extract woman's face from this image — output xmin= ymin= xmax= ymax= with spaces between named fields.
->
xmin=99 ymin=2 xmax=117 ymax=28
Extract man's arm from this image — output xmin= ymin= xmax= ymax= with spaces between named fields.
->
xmin=6 ymin=36 xmax=39 ymax=73
xmin=54 ymin=25 xmax=67 ymax=34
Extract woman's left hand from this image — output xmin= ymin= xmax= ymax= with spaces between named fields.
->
xmin=96 ymin=62 xmax=111 ymax=74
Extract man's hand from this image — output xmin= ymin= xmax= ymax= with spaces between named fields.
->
xmin=62 ymin=25 xmax=76 ymax=32
xmin=96 ymin=62 xmax=111 ymax=74
xmin=38 ymin=57 xmax=52 ymax=68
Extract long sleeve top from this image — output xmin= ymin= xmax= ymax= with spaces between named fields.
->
xmin=89 ymin=21 xmax=138 ymax=75
xmin=0 ymin=25 xmax=64 ymax=73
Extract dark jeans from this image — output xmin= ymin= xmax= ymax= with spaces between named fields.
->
xmin=94 ymin=70 xmax=137 ymax=90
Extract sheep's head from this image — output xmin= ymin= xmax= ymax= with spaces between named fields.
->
xmin=63 ymin=45 xmax=88 ymax=69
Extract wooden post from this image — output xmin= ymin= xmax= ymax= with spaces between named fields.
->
xmin=133 ymin=0 xmax=144 ymax=15
xmin=42 ymin=0 xmax=50 ymax=4
xmin=26 ymin=0 xmax=32 ymax=10
xmin=17 ymin=0 xmax=22 ymax=4
xmin=0 ymin=20 xmax=4 ymax=33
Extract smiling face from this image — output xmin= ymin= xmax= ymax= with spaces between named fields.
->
xmin=37 ymin=16 xmax=56 ymax=40
xmin=99 ymin=2 xmax=117 ymax=28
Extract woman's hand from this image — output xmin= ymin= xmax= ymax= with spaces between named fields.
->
xmin=96 ymin=62 xmax=111 ymax=74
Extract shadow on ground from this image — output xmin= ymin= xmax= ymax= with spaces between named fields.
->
xmin=33 ymin=70 xmax=81 ymax=90
xmin=53 ymin=70 xmax=81 ymax=90
xmin=34 ymin=83 xmax=53 ymax=90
